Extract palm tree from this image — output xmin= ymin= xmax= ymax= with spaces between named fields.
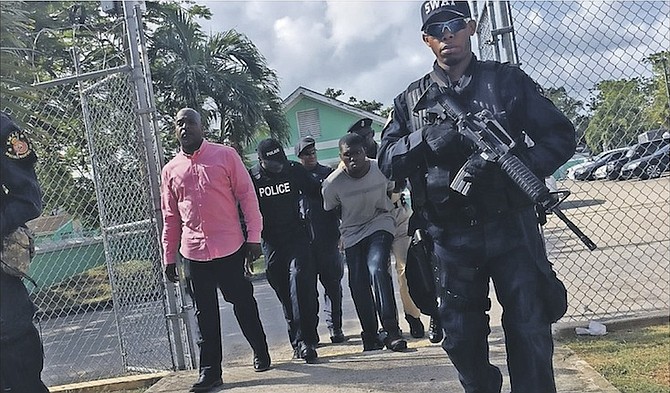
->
xmin=147 ymin=3 xmax=289 ymax=153
xmin=0 ymin=1 xmax=35 ymax=117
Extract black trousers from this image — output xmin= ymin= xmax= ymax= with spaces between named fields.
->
xmin=0 ymin=271 xmax=49 ymax=393
xmin=263 ymin=234 xmax=319 ymax=348
xmin=185 ymin=247 xmax=268 ymax=376
xmin=310 ymin=236 xmax=344 ymax=333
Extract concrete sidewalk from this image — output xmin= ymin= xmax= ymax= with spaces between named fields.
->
xmin=145 ymin=330 xmax=619 ymax=393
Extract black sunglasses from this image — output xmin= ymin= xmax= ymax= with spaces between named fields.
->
xmin=424 ymin=18 xmax=469 ymax=38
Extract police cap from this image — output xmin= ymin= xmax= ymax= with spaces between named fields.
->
xmin=257 ymin=138 xmax=287 ymax=162
xmin=347 ymin=118 xmax=374 ymax=137
xmin=421 ymin=1 xmax=471 ymax=30
xmin=294 ymin=136 xmax=316 ymax=157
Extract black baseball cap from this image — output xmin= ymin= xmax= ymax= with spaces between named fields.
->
xmin=257 ymin=138 xmax=287 ymax=162
xmin=294 ymin=136 xmax=316 ymax=157
xmin=421 ymin=1 xmax=471 ymax=30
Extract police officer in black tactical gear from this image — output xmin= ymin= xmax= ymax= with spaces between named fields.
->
xmin=377 ymin=2 xmax=576 ymax=393
xmin=250 ymin=138 xmax=321 ymax=363
xmin=294 ymin=136 xmax=346 ymax=344
xmin=1 ymin=111 xmax=49 ymax=393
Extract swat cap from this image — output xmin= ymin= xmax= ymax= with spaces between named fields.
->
xmin=347 ymin=118 xmax=374 ymax=137
xmin=257 ymin=138 xmax=287 ymax=162
xmin=421 ymin=1 xmax=471 ymax=30
xmin=294 ymin=136 xmax=316 ymax=157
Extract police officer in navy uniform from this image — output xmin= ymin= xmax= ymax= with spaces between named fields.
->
xmin=294 ymin=136 xmax=346 ymax=344
xmin=249 ymin=138 xmax=321 ymax=363
xmin=1 ymin=111 xmax=49 ymax=393
xmin=377 ymin=2 xmax=575 ymax=393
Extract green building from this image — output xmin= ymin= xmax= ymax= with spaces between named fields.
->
xmin=246 ymin=87 xmax=387 ymax=166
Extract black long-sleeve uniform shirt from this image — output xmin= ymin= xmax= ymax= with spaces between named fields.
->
xmin=378 ymin=57 xmax=576 ymax=228
xmin=1 ymin=112 xmax=42 ymax=244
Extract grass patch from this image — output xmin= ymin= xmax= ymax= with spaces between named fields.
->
xmin=558 ymin=324 xmax=670 ymax=393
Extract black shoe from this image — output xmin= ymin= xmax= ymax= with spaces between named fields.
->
xmin=361 ymin=332 xmax=385 ymax=351
xmin=384 ymin=333 xmax=408 ymax=352
xmin=190 ymin=372 xmax=223 ymax=392
xmin=253 ymin=351 xmax=271 ymax=372
xmin=330 ymin=328 xmax=346 ymax=343
xmin=299 ymin=342 xmax=318 ymax=364
xmin=405 ymin=314 xmax=425 ymax=338
xmin=428 ymin=316 xmax=443 ymax=344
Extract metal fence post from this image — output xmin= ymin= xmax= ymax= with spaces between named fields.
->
xmin=122 ymin=1 xmax=193 ymax=370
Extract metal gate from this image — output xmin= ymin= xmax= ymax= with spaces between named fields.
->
xmin=474 ymin=1 xmax=669 ymax=321
xmin=3 ymin=2 xmax=194 ymax=386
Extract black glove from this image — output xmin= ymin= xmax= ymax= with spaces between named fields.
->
xmin=422 ymin=123 xmax=460 ymax=154
xmin=165 ymin=264 xmax=179 ymax=283
xmin=465 ymin=155 xmax=493 ymax=176
xmin=462 ymin=155 xmax=494 ymax=183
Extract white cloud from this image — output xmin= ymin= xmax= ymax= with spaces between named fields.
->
xmin=197 ymin=1 xmax=669 ymax=108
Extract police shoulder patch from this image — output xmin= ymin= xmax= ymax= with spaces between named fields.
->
xmin=5 ymin=130 xmax=33 ymax=160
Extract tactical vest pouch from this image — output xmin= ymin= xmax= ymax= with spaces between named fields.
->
xmin=542 ymin=269 xmax=568 ymax=323
xmin=1 ymin=226 xmax=35 ymax=278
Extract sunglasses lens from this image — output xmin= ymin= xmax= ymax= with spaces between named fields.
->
xmin=426 ymin=19 xmax=467 ymax=37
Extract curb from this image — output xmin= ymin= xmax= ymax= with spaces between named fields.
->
xmin=552 ymin=309 xmax=669 ymax=340
xmin=49 ymin=372 xmax=170 ymax=393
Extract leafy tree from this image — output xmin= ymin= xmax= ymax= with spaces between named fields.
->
xmin=545 ymin=87 xmax=588 ymax=148
xmin=324 ymin=88 xmax=344 ymax=100
xmin=643 ymin=51 xmax=670 ymax=129
xmin=146 ymin=2 xmax=289 ymax=155
xmin=584 ymin=78 xmax=654 ymax=153
xmin=0 ymin=1 xmax=35 ymax=117
xmin=324 ymin=87 xmax=391 ymax=117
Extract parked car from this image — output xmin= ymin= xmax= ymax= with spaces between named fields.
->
xmin=619 ymin=144 xmax=670 ymax=180
xmin=568 ymin=147 xmax=628 ymax=181
xmin=599 ymin=138 xmax=670 ymax=180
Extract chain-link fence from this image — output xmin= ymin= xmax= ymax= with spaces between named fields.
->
xmin=7 ymin=68 xmax=176 ymax=386
xmin=2 ymin=0 xmax=668 ymax=388
xmin=476 ymin=1 xmax=669 ymax=321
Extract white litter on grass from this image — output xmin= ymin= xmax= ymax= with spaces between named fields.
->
xmin=575 ymin=321 xmax=607 ymax=336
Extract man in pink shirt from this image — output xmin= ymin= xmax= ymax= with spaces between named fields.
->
xmin=161 ymin=108 xmax=270 ymax=393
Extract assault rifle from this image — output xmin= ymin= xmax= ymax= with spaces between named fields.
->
xmin=415 ymin=83 xmax=597 ymax=251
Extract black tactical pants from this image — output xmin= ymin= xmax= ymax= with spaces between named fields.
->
xmin=309 ymin=236 xmax=344 ymax=334
xmin=0 ymin=271 xmax=49 ymax=393
xmin=430 ymin=207 xmax=557 ymax=393
xmin=263 ymin=234 xmax=319 ymax=349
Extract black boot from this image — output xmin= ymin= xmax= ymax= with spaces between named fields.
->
xmin=253 ymin=350 xmax=271 ymax=372
xmin=361 ymin=331 xmax=384 ymax=351
xmin=405 ymin=314 xmax=425 ymax=338
xmin=383 ymin=330 xmax=407 ymax=352
xmin=298 ymin=341 xmax=318 ymax=364
xmin=190 ymin=369 xmax=223 ymax=392
xmin=330 ymin=327 xmax=346 ymax=343
xmin=428 ymin=315 xmax=443 ymax=344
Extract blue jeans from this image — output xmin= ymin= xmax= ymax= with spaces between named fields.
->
xmin=430 ymin=207 xmax=556 ymax=393
xmin=344 ymin=230 xmax=400 ymax=336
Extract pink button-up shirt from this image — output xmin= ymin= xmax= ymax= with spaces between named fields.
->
xmin=160 ymin=140 xmax=262 ymax=265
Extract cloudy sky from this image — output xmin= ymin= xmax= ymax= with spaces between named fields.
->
xmin=197 ymin=1 xmax=669 ymax=107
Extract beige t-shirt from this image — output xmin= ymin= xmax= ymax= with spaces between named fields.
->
xmin=322 ymin=160 xmax=395 ymax=248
